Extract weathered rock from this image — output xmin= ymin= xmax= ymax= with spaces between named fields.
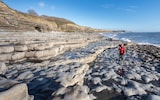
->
xmin=14 ymin=45 xmax=28 ymax=51
xmin=0 ymin=83 xmax=33 ymax=100
xmin=0 ymin=62 xmax=7 ymax=74
xmin=147 ymin=95 xmax=160 ymax=100
xmin=1 ymin=31 xmax=159 ymax=100
xmin=16 ymin=71 xmax=33 ymax=80
xmin=49 ymin=85 xmax=92 ymax=100
xmin=0 ymin=46 xmax=14 ymax=53
xmin=11 ymin=52 xmax=25 ymax=60
xmin=0 ymin=78 xmax=18 ymax=90
xmin=56 ymin=63 xmax=89 ymax=87
xmin=25 ymin=51 xmax=35 ymax=58
xmin=0 ymin=54 xmax=12 ymax=61
xmin=0 ymin=32 xmax=102 ymax=63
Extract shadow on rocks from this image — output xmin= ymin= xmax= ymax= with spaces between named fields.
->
xmin=27 ymin=75 xmax=61 ymax=100
xmin=93 ymin=89 xmax=127 ymax=100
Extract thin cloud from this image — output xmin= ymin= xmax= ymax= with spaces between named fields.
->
xmin=102 ymin=4 xmax=115 ymax=9
xmin=117 ymin=7 xmax=137 ymax=13
xmin=129 ymin=6 xmax=138 ymax=9
xmin=118 ymin=8 xmax=136 ymax=13
xmin=102 ymin=4 xmax=138 ymax=13
xmin=50 ymin=6 xmax=55 ymax=10
xmin=39 ymin=2 xmax=45 ymax=7
xmin=29 ymin=6 xmax=34 ymax=10
xmin=117 ymin=5 xmax=138 ymax=13
xmin=38 ymin=2 xmax=55 ymax=11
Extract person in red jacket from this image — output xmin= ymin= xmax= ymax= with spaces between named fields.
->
xmin=118 ymin=44 xmax=126 ymax=62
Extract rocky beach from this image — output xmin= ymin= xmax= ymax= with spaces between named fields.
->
xmin=1 ymin=0 xmax=160 ymax=100
xmin=0 ymin=32 xmax=160 ymax=100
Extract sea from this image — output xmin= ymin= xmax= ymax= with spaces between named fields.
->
xmin=101 ymin=32 xmax=160 ymax=47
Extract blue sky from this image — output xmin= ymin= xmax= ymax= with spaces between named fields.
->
xmin=2 ymin=0 xmax=160 ymax=32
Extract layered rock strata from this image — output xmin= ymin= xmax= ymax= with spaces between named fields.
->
xmin=0 ymin=32 xmax=102 ymax=63
xmin=3 ymin=31 xmax=157 ymax=100
xmin=0 ymin=75 xmax=33 ymax=100
xmin=0 ymin=32 xmax=126 ymax=100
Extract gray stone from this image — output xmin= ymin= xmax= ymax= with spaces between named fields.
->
xmin=0 ymin=62 xmax=7 ymax=74
xmin=17 ymin=71 xmax=33 ymax=80
xmin=14 ymin=45 xmax=28 ymax=51
xmin=0 ymin=83 xmax=31 ymax=100
xmin=0 ymin=46 xmax=14 ymax=53
xmin=11 ymin=52 xmax=25 ymax=60
xmin=49 ymin=85 xmax=92 ymax=100
xmin=0 ymin=54 xmax=12 ymax=61
xmin=56 ymin=63 xmax=89 ymax=87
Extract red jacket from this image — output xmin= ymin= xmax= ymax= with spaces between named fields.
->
xmin=119 ymin=46 xmax=126 ymax=55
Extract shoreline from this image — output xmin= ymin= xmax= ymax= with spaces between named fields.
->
xmin=0 ymin=32 xmax=160 ymax=100
xmin=100 ymin=32 xmax=160 ymax=48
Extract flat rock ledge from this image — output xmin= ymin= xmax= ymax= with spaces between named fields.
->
xmin=0 ymin=32 xmax=102 ymax=63
xmin=0 ymin=32 xmax=124 ymax=100
xmin=0 ymin=76 xmax=34 ymax=100
xmin=2 ymin=32 xmax=157 ymax=100
xmin=84 ymin=44 xmax=160 ymax=100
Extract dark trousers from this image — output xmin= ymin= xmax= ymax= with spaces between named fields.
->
xmin=119 ymin=54 xmax=124 ymax=62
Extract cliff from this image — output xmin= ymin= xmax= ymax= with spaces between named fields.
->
xmin=0 ymin=1 xmax=110 ymax=32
